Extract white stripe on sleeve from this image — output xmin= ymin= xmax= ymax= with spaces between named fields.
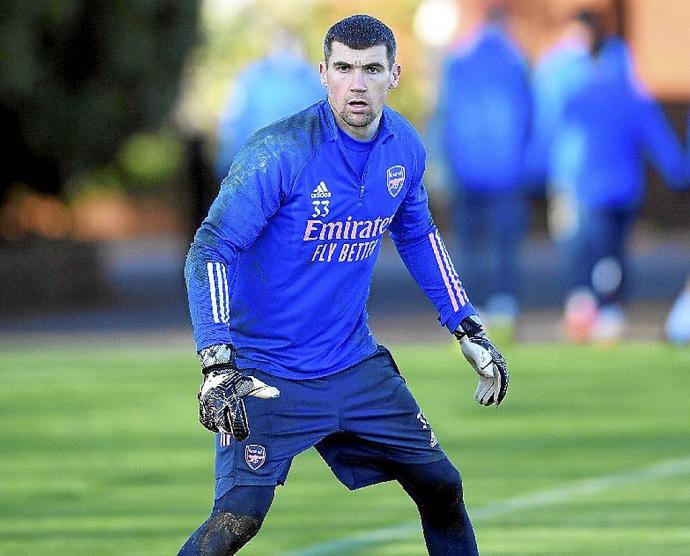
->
xmin=220 ymin=263 xmax=230 ymax=323
xmin=207 ymin=262 xmax=220 ymax=323
xmin=428 ymin=232 xmax=460 ymax=311
xmin=215 ymin=263 xmax=226 ymax=324
xmin=436 ymin=231 xmax=467 ymax=306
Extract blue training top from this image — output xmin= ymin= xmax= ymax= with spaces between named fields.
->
xmin=185 ymin=100 xmax=476 ymax=379
xmin=552 ymin=39 xmax=687 ymax=209
xmin=427 ymin=24 xmax=532 ymax=192
xmin=215 ymin=51 xmax=324 ymax=180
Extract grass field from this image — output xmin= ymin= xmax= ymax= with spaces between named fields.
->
xmin=1 ymin=341 xmax=689 ymax=555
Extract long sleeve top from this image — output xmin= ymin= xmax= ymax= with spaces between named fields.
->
xmin=427 ymin=25 xmax=532 ymax=192
xmin=552 ymin=39 xmax=687 ymax=209
xmin=185 ymin=100 xmax=476 ymax=379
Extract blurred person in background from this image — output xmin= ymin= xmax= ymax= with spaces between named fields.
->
xmin=526 ymin=8 xmax=601 ymax=342
xmin=180 ymin=14 xmax=508 ymax=555
xmin=426 ymin=6 xmax=532 ymax=341
xmin=214 ymin=28 xmax=324 ymax=180
xmin=525 ymin=10 xmax=597 ymax=190
xmin=666 ymin=276 xmax=690 ymax=345
xmin=547 ymin=16 xmax=687 ymax=343
xmin=664 ymin=112 xmax=690 ymax=345
xmin=526 ymin=9 xmax=599 ymax=220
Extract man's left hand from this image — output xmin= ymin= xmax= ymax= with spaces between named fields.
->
xmin=454 ymin=315 xmax=509 ymax=406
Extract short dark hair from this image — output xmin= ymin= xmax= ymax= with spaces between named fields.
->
xmin=323 ymin=15 xmax=396 ymax=68
xmin=573 ymin=9 xmax=606 ymax=57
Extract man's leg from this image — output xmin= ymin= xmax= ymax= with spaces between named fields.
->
xmin=325 ymin=347 xmax=479 ymax=555
xmin=454 ymin=189 xmax=489 ymax=304
xmin=490 ymin=191 xmax=526 ymax=302
xmin=178 ymin=485 xmax=275 ymax=555
xmin=181 ymin=368 xmax=335 ymax=555
xmin=394 ymin=457 xmax=478 ymax=556
xmin=587 ymin=208 xmax=636 ymax=308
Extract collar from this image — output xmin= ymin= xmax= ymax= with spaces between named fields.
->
xmin=319 ymin=99 xmax=395 ymax=144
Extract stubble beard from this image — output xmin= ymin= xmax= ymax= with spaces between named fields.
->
xmin=337 ymin=107 xmax=376 ymax=129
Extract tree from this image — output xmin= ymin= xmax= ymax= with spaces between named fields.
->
xmin=0 ymin=0 xmax=201 ymax=202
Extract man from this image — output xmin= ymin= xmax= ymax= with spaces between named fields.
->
xmin=525 ymin=9 xmax=600 ymax=342
xmin=426 ymin=7 xmax=531 ymax=340
xmin=214 ymin=28 xmax=324 ymax=180
xmin=180 ymin=15 xmax=508 ymax=555
xmin=548 ymin=29 xmax=687 ymax=342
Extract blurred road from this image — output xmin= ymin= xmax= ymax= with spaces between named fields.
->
xmin=1 ymin=230 xmax=685 ymax=348
xmin=0 ymin=303 xmax=672 ymax=349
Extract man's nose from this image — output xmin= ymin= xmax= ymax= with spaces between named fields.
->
xmin=350 ymin=69 xmax=367 ymax=92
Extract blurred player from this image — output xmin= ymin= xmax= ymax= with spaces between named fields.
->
xmin=664 ymin=111 xmax=690 ymax=345
xmin=553 ymin=35 xmax=687 ymax=342
xmin=214 ymin=28 xmax=324 ymax=180
xmin=179 ymin=15 xmax=508 ymax=555
xmin=528 ymin=9 xmax=602 ymax=342
xmin=427 ymin=6 xmax=531 ymax=339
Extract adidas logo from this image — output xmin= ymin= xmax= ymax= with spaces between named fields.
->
xmin=311 ymin=181 xmax=331 ymax=199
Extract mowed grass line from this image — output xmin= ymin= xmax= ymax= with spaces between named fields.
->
xmin=287 ymin=457 xmax=690 ymax=556
xmin=0 ymin=343 xmax=688 ymax=555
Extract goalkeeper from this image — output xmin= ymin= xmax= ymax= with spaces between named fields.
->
xmin=180 ymin=14 xmax=509 ymax=556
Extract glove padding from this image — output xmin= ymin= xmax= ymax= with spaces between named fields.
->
xmin=197 ymin=344 xmax=279 ymax=441
xmin=454 ymin=315 xmax=509 ymax=406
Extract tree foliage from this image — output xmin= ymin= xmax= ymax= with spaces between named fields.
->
xmin=180 ymin=0 xmax=432 ymax=135
xmin=0 ymin=0 xmax=201 ymax=201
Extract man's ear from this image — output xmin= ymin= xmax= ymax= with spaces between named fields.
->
xmin=388 ymin=62 xmax=402 ymax=90
xmin=319 ymin=61 xmax=328 ymax=88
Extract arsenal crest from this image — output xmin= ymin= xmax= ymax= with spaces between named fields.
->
xmin=386 ymin=165 xmax=405 ymax=198
xmin=245 ymin=444 xmax=266 ymax=471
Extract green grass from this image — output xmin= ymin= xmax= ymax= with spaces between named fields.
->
xmin=1 ymin=342 xmax=689 ymax=555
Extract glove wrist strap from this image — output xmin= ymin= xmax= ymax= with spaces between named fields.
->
xmin=198 ymin=343 xmax=236 ymax=373
xmin=454 ymin=315 xmax=484 ymax=340
xmin=201 ymin=362 xmax=237 ymax=376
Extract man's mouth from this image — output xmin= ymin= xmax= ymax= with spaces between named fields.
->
xmin=347 ymin=99 xmax=369 ymax=112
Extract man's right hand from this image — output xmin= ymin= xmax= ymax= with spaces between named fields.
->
xmin=197 ymin=344 xmax=280 ymax=441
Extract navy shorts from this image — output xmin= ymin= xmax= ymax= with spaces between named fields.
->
xmin=214 ymin=345 xmax=446 ymax=499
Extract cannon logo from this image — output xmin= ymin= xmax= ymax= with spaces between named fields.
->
xmin=386 ymin=165 xmax=405 ymax=198
xmin=245 ymin=444 xmax=266 ymax=471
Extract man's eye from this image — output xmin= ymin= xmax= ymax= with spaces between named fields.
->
xmin=336 ymin=65 xmax=349 ymax=72
xmin=366 ymin=67 xmax=380 ymax=74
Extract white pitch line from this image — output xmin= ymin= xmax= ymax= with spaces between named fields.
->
xmin=281 ymin=456 xmax=690 ymax=556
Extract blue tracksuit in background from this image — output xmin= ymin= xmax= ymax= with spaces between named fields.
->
xmin=556 ymin=39 xmax=686 ymax=211
xmin=553 ymin=39 xmax=687 ymax=306
xmin=426 ymin=24 xmax=531 ymax=316
xmin=215 ymin=51 xmax=324 ymax=180
xmin=525 ymin=36 xmax=592 ymax=190
xmin=429 ymin=24 xmax=531 ymax=192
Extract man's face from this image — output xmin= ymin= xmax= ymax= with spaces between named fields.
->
xmin=320 ymin=41 xmax=401 ymax=140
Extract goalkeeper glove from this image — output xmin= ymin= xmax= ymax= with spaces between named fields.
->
xmin=454 ymin=315 xmax=509 ymax=406
xmin=197 ymin=344 xmax=280 ymax=441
